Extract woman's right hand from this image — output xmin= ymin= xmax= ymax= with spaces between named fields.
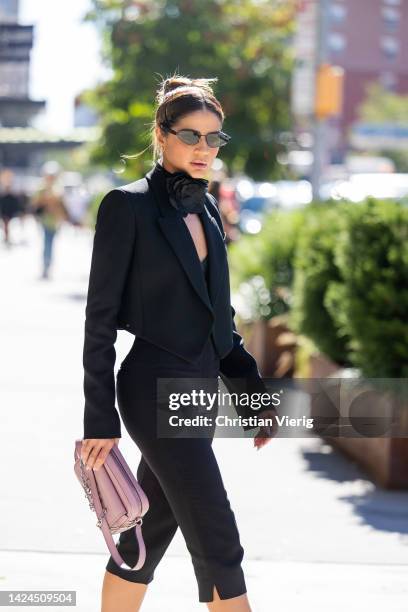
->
xmin=81 ymin=438 xmax=120 ymax=471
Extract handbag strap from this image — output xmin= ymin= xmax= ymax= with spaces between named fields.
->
xmin=100 ymin=513 xmax=146 ymax=571
xmin=87 ymin=466 xmax=147 ymax=571
xmin=74 ymin=444 xmax=146 ymax=571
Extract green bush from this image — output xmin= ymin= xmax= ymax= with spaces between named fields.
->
xmin=290 ymin=202 xmax=353 ymax=365
xmin=229 ymin=208 xmax=307 ymax=319
xmin=326 ymin=198 xmax=408 ymax=377
xmin=231 ymin=196 xmax=408 ymax=378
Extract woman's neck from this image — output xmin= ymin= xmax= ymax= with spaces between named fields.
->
xmin=159 ymin=157 xmax=186 ymax=175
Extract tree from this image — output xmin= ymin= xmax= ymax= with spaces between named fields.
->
xmin=84 ymin=0 xmax=295 ymax=179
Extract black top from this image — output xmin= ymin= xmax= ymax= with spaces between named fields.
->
xmin=200 ymin=254 xmax=209 ymax=286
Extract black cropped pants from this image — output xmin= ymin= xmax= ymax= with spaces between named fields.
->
xmin=105 ymin=335 xmax=247 ymax=603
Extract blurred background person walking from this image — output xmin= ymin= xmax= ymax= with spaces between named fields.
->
xmin=30 ymin=161 xmax=69 ymax=280
xmin=0 ymin=169 xmax=21 ymax=248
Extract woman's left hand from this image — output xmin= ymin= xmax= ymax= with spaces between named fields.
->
xmin=253 ymin=408 xmax=279 ymax=451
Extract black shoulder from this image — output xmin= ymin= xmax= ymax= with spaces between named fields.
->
xmin=117 ymin=177 xmax=150 ymax=198
xmin=97 ymin=177 xmax=149 ymax=218
xmin=94 ymin=189 xmax=134 ymax=230
xmin=97 ymin=188 xmax=131 ymax=211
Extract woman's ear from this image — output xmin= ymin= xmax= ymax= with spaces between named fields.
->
xmin=155 ymin=124 xmax=166 ymax=150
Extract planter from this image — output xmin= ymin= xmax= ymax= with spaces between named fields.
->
xmin=308 ymin=354 xmax=408 ymax=490
xmin=238 ymin=315 xmax=297 ymax=378
xmin=309 ymin=352 xmax=344 ymax=379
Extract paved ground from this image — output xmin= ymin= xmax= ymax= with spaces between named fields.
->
xmin=1 ymin=216 xmax=408 ymax=611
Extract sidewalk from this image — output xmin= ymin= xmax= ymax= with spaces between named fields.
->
xmin=1 ymin=217 xmax=408 ymax=611
xmin=2 ymin=551 xmax=407 ymax=611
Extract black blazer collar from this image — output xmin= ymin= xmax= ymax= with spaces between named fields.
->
xmin=145 ymin=162 xmax=226 ymax=314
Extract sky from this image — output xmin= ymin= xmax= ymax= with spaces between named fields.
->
xmin=19 ymin=0 xmax=110 ymax=135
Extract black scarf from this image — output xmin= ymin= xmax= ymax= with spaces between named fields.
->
xmin=156 ymin=160 xmax=209 ymax=217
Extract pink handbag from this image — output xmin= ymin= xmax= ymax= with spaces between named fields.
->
xmin=74 ymin=439 xmax=149 ymax=571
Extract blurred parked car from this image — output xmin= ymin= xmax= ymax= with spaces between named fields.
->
xmin=235 ymin=177 xmax=312 ymax=234
xmin=272 ymin=180 xmax=312 ymax=209
xmin=320 ymin=173 xmax=408 ymax=202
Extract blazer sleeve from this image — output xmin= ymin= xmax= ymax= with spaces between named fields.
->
xmin=82 ymin=189 xmax=136 ymax=439
xmin=206 ymin=193 xmax=269 ymax=431
xmin=218 ymin=305 xmax=270 ymax=431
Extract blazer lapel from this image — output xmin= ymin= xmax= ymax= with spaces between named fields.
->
xmin=145 ymin=163 xmax=226 ymax=315
xmin=200 ymin=202 xmax=226 ymax=308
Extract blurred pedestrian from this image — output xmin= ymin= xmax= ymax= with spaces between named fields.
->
xmin=209 ymin=178 xmax=241 ymax=245
xmin=0 ymin=169 xmax=20 ymax=247
xmin=31 ymin=161 xmax=69 ymax=279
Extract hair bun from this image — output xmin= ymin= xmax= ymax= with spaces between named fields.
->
xmin=156 ymin=74 xmax=218 ymax=103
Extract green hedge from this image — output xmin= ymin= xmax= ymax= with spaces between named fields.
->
xmin=325 ymin=198 xmax=408 ymax=377
xmin=289 ymin=202 xmax=353 ymax=366
xmin=230 ymin=198 xmax=408 ymax=378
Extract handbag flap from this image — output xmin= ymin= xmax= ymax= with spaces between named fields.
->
xmin=74 ymin=439 xmax=149 ymax=530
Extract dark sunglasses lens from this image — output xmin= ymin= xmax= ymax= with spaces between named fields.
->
xmin=176 ymin=129 xmax=230 ymax=147
xmin=206 ymin=134 xmax=221 ymax=147
xmin=208 ymin=133 xmax=229 ymax=147
xmin=177 ymin=130 xmax=199 ymax=145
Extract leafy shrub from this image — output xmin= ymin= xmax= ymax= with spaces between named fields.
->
xmin=326 ymin=198 xmax=408 ymax=377
xmin=290 ymin=203 xmax=353 ymax=365
xmin=231 ymin=196 xmax=408 ymax=378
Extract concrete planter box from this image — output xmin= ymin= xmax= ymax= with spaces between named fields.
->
xmin=309 ymin=352 xmax=408 ymax=490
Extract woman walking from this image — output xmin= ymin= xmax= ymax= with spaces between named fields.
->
xmin=81 ymin=74 xmax=278 ymax=611
xmin=31 ymin=162 xmax=68 ymax=279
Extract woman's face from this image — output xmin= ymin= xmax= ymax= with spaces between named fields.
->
xmin=156 ymin=109 xmax=222 ymax=178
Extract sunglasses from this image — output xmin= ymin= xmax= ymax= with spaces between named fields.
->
xmin=159 ymin=122 xmax=231 ymax=148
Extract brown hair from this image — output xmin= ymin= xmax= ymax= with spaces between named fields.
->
xmin=122 ymin=71 xmax=225 ymax=164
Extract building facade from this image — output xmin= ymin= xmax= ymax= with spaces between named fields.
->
xmin=328 ymin=0 xmax=408 ymax=153
xmin=293 ymin=0 xmax=408 ymax=162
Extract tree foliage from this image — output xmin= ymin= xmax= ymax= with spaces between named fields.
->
xmin=358 ymin=82 xmax=408 ymax=124
xmin=84 ymin=0 xmax=295 ymax=178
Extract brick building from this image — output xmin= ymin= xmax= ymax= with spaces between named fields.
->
xmin=293 ymin=0 xmax=408 ymax=161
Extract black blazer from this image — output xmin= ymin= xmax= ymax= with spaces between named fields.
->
xmin=82 ymin=161 xmax=267 ymax=439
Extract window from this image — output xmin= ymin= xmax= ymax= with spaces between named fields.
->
xmin=328 ymin=32 xmax=346 ymax=53
xmin=0 ymin=62 xmax=28 ymax=97
xmin=330 ymin=3 xmax=347 ymax=23
xmin=382 ymin=6 xmax=400 ymax=30
xmin=381 ymin=36 xmax=399 ymax=59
